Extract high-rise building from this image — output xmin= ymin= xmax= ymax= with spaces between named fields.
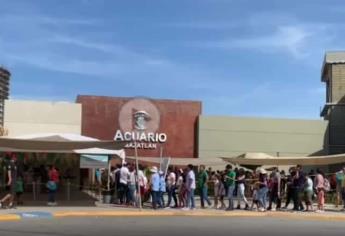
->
xmin=321 ymin=52 xmax=345 ymax=154
xmin=0 ymin=67 xmax=10 ymax=126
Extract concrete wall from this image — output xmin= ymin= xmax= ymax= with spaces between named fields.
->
xmin=198 ymin=116 xmax=328 ymax=159
xmin=4 ymin=100 xmax=81 ymax=137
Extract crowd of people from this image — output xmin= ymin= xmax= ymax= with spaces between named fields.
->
xmin=1 ymin=153 xmax=345 ymax=214
xmin=109 ymin=162 xmax=345 ymax=213
xmin=0 ymin=153 xmax=60 ymax=208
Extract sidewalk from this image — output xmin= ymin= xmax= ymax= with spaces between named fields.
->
xmin=1 ymin=204 xmax=345 ymax=222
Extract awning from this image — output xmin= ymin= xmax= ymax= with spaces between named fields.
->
xmin=75 ymin=148 xmax=125 ymax=159
xmin=125 ymin=156 xmax=228 ymax=167
xmin=0 ymin=133 xmax=126 ymax=154
xmin=221 ymin=152 xmax=345 ymax=166
xmin=80 ymin=155 xmax=109 ymax=169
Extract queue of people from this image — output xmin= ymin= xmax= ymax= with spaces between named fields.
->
xmin=108 ymin=162 xmax=345 ymax=213
xmin=2 ymin=153 xmax=345 ymax=214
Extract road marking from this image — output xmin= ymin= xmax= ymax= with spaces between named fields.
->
xmin=0 ymin=215 xmax=21 ymax=221
xmin=16 ymin=212 xmax=53 ymax=219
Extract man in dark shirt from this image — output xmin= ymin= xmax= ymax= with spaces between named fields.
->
xmin=283 ymin=169 xmax=295 ymax=209
xmin=292 ymin=165 xmax=305 ymax=211
xmin=0 ymin=154 xmax=17 ymax=208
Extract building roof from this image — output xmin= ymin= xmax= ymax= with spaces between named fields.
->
xmin=322 ymin=52 xmax=345 ymax=82
xmin=0 ymin=67 xmax=11 ymax=77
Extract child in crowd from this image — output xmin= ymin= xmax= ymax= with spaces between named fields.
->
xmin=212 ymin=173 xmax=219 ymax=209
xmin=15 ymin=176 xmax=24 ymax=206
xmin=304 ymin=175 xmax=314 ymax=212
xmin=217 ymin=174 xmax=226 ymax=209
xmin=250 ymin=182 xmax=260 ymax=211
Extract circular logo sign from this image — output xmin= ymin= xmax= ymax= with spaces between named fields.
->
xmin=118 ymin=97 xmax=161 ymax=133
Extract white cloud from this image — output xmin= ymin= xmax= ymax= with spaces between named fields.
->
xmin=161 ymin=21 xmax=238 ymax=30
xmin=198 ymin=25 xmax=312 ymax=59
xmin=0 ymin=14 xmax=98 ymax=26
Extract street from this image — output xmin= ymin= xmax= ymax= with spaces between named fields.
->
xmin=0 ymin=216 xmax=344 ymax=236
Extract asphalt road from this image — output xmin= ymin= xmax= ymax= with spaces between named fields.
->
xmin=0 ymin=217 xmax=344 ymax=236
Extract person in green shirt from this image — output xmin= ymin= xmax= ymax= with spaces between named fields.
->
xmin=198 ymin=165 xmax=211 ymax=208
xmin=225 ymin=164 xmax=236 ymax=211
xmin=336 ymin=167 xmax=345 ymax=208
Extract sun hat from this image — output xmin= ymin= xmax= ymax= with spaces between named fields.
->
xmin=150 ymin=166 xmax=158 ymax=173
xmin=259 ymin=168 xmax=267 ymax=174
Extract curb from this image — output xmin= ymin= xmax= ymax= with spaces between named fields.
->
xmin=53 ymin=210 xmax=345 ymax=222
xmin=0 ymin=215 xmax=21 ymax=221
xmin=1 ymin=210 xmax=345 ymax=222
xmin=53 ymin=211 xmax=264 ymax=218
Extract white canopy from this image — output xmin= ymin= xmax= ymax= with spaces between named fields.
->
xmin=0 ymin=133 xmax=126 ymax=156
xmin=14 ymin=133 xmax=99 ymax=141
xmin=125 ymin=156 xmax=227 ymax=167
xmin=75 ymin=148 xmax=125 ymax=159
xmin=221 ymin=152 xmax=345 ymax=166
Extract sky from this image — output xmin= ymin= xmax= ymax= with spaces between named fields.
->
xmin=0 ymin=0 xmax=344 ymax=119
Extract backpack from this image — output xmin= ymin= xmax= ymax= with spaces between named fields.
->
xmin=46 ymin=181 xmax=57 ymax=191
xmin=15 ymin=179 xmax=24 ymax=193
xmin=324 ymin=178 xmax=331 ymax=192
xmin=336 ymin=172 xmax=344 ymax=184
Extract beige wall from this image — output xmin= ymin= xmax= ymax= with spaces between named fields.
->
xmin=4 ymin=100 xmax=81 ymax=137
xmin=198 ymin=116 xmax=328 ymax=159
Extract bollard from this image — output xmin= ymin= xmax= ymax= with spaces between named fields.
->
xmin=67 ymin=180 xmax=71 ymax=201
xmin=37 ymin=180 xmax=41 ymax=200
xmin=32 ymin=181 xmax=36 ymax=201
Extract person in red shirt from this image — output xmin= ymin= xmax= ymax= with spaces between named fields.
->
xmin=47 ymin=165 xmax=59 ymax=206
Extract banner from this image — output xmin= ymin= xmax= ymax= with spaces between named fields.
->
xmin=160 ymin=157 xmax=171 ymax=178
xmin=80 ymin=155 xmax=109 ymax=169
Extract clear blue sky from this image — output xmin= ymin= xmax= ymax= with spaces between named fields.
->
xmin=1 ymin=0 xmax=344 ymax=119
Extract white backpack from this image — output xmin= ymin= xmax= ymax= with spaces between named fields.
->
xmin=323 ymin=178 xmax=331 ymax=192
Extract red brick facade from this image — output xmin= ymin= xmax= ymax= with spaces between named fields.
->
xmin=76 ymin=95 xmax=202 ymax=158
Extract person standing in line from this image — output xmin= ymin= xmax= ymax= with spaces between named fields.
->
xmin=304 ymin=174 xmax=314 ymax=212
xmin=150 ymin=166 xmax=160 ymax=210
xmin=267 ymin=167 xmax=281 ymax=211
xmin=198 ymin=165 xmax=212 ymax=209
xmin=217 ymin=174 xmax=226 ymax=209
xmin=283 ymin=167 xmax=296 ymax=210
xmin=177 ymin=169 xmax=186 ymax=208
xmin=137 ymin=164 xmax=146 ymax=206
xmin=113 ymin=164 xmax=122 ymax=204
xmin=119 ymin=163 xmax=129 ymax=205
xmin=280 ymin=170 xmax=287 ymax=197
xmin=341 ymin=169 xmax=345 ymax=211
xmin=158 ymin=171 xmax=166 ymax=208
xmin=236 ymin=168 xmax=249 ymax=210
xmin=127 ymin=165 xmax=137 ymax=207
xmin=225 ymin=165 xmax=236 ymax=211
xmin=315 ymin=168 xmax=325 ymax=213
xmin=293 ymin=165 xmax=305 ymax=211
xmin=257 ymin=168 xmax=268 ymax=212
xmin=47 ymin=165 xmax=59 ymax=206
xmin=250 ymin=182 xmax=260 ymax=211
xmin=166 ymin=167 xmax=177 ymax=208
xmin=0 ymin=154 xmax=18 ymax=209
xmin=184 ymin=164 xmax=196 ymax=210
xmin=335 ymin=167 xmax=345 ymax=208
xmin=212 ymin=173 xmax=219 ymax=209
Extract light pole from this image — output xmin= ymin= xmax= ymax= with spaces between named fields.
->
xmin=134 ymin=137 xmax=142 ymax=210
